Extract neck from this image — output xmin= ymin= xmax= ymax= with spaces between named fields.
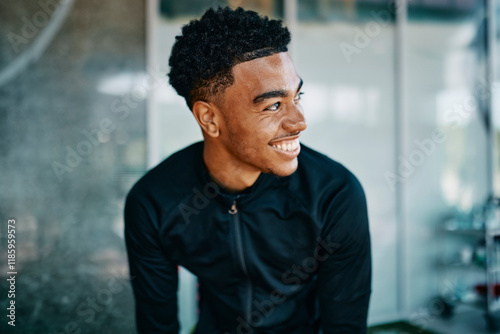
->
xmin=203 ymin=140 xmax=261 ymax=193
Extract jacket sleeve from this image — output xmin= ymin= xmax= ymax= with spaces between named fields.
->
xmin=317 ymin=172 xmax=372 ymax=334
xmin=124 ymin=189 xmax=180 ymax=334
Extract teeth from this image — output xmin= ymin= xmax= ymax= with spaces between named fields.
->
xmin=271 ymin=141 xmax=299 ymax=152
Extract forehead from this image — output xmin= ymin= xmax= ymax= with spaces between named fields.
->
xmin=228 ymin=52 xmax=300 ymax=99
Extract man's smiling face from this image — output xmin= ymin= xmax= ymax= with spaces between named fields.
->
xmin=215 ymin=52 xmax=307 ymax=177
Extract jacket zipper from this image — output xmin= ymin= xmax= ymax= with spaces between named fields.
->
xmin=229 ymin=197 xmax=252 ymax=324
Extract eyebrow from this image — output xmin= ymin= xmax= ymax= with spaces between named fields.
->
xmin=253 ymin=78 xmax=303 ymax=104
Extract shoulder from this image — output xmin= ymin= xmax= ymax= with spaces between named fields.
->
xmin=294 ymin=144 xmax=369 ymax=236
xmin=294 ymin=143 xmax=364 ymax=198
xmin=126 ymin=141 xmax=203 ymax=212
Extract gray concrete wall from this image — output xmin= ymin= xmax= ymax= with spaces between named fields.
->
xmin=0 ymin=1 xmax=146 ymax=333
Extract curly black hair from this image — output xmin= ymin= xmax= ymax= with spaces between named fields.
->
xmin=168 ymin=6 xmax=291 ymax=109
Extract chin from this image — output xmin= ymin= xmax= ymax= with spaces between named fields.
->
xmin=265 ymin=159 xmax=298 ymax=177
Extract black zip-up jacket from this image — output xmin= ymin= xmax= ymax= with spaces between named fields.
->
xmin=125 ymin=141 xmax=371 ymax=334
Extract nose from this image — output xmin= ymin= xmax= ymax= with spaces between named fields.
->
xmin=282 ymin=104 xmax=307 ymax=133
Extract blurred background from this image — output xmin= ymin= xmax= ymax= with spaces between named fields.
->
xmin=1 ymin=0 xmax=500 ymax=333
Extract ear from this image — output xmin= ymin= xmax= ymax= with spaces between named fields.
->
xmin=192 ymin=100 xmax=220 ymax=138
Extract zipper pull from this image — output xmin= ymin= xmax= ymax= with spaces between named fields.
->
xmin=228 ymin=198 xmax=238 ymax=215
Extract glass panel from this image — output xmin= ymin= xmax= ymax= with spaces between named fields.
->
xmin=159 ymin=0 xmax=284 ymax=19
xmin=406 ymin=0 xmax=489 ymax=312
xmin=295 ymin=0 xmax=398 ymax=321
xmin=298 ymin=0 xmax=394 ymax=21
xmin=494 ymin=0 xmax=500 ymax=195
xmin=408 ymin=0 xmax=481 ymax=21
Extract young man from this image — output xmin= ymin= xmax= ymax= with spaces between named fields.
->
xmin=125 ymin=7 xmax=371 ymax=334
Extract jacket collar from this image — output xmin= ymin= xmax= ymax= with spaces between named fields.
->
xmin=194 ymin=141 xmax=279 ymax=207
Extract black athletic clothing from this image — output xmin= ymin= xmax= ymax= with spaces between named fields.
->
xmin=125 ymin=141 xmax=371 ymax=334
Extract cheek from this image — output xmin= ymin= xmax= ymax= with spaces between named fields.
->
xmin=255 ymin=116 xmax=282 ymax=139
xmin=227 ymin=114 xmax=282 ymax=153
xmin=247 ymin=124 xmax=278 ymax=151
xmin=231 ymin=135 xmax=268 ymax=162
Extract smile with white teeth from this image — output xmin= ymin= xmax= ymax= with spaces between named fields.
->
xmin=271 ymin=139 xmax=300 ymax=152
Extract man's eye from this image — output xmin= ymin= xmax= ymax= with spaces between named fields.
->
xmin=265 ymin=102 xmax=280 ymax=111
xmin=295 ymin=92 xmax=305 ymax=102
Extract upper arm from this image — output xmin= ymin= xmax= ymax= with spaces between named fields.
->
xmin=124 ymin=189 xmax=180 ymax=333
xmin=317 ymin=173 xmax=372 ymax=333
